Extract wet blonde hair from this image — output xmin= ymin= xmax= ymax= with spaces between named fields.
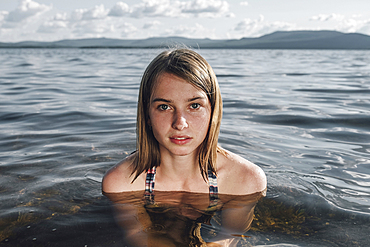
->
xmin=131 ymin=48 xmax=225 ymax=181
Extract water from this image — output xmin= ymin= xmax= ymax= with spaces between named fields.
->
xmin=0 ymin=48 xmax=369 ymax=246
xmin=104 ymin=190 xmax=264 ymax=246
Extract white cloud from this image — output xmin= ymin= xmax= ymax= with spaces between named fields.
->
xmin=70 ymin=9 xmax=85 ymax=21
xmin=72 ymin=20 xmax=114 ymax=36
xmin=53 ymin=13 xmax=68 ymax=21
xmin=162 ymin=23 xmax=216 ymax=38
xmin=234 ymin=15 xmax=264 ymax=31
xmin=108 ymin=0 xmax=232 ymax=19
xmin=240 ymin=2 xmax=249 ymax=6
xmin=181 ymin=0 xmax=230 ymax=17
xmin=5 ymin=0 xmax=51 ymax=22
xmin=143 ymin=20 xmax=161 ymax=29
xmin=130 ymin=0 xmax=180 ymax=18
xmin=69 ymin=5 xmax=108 ymax=21
xmin=0 ymin=0 xmax=235 ymax=42
xmin=0 ymin=11 xmax=8 ymax=22
xmin=338 ymin=18 xmax=370 ymax=34
xmin=81 ymin=4 xmax=108 ymax=20
xmin=234 ymin=15 xmax=297 ymax=37
xmin=310 ymin=13 xmax=370 ymax=34
xmin=108 ymin=2 xmax=131 ymax=17
xmin=357 ymin=20 xmax=370 ymax=34
xmin=37 ymin=20 xmax=67 ymax=33
xmin=310 ymin=13 xmax=345 ymax=22
xmin=119 ymin=22 xmax=138 ymax=37
xmin=32 ymin=4 xmax=133 ymax=38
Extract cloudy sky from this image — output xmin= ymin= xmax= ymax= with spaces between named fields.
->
xmin=1 ymin=0 xmax=370 ymax=42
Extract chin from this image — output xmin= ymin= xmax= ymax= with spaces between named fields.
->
xmin=168 ymin=147 xmax=196 ymax=157
xmin=172 ymin=151 xmax=192 ymax=156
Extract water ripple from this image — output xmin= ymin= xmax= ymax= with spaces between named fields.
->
xmin=1 ymin=49 xmax=370 ymax=245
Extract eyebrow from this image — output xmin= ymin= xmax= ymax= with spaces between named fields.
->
xmin=151 ymin=98 xmax=171 ymax=103
xmin=151 ymin=96 xmax=207 ymax=103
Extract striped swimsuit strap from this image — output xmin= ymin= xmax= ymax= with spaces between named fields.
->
xmin=145 ymin=167 xmax=219 ymax=204
xmin=145 ymin=167 xmax=156 ymax=195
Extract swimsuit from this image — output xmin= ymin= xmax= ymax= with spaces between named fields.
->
xmin=144 ymin=167 xmax=219 ymax=207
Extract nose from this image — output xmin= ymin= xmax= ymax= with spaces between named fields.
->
xmin=172 ymin=111 xmax=189 ymax=130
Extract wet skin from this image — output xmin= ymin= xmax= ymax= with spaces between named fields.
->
xmin=149 ymin=72 xmax=211 ymax=159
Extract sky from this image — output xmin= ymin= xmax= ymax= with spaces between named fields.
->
xmin=1 ymin=0 xmax=370 ymax=42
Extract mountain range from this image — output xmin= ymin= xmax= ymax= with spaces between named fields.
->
xmin=1 ymin=30 xmax=370 ymax=49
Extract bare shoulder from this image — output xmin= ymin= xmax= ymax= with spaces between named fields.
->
xmin=102 ymin=153 xmax=145 ymax=193
xmin=217 ymin=150 xmax=267 ymax=195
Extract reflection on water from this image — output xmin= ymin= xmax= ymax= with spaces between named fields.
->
xmin=104 ymin=190 xmax=264 ymax=247
xmin=1 ymin=48 xmax=370 ymax=246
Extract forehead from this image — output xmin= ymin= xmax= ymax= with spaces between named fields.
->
xmin=151 ymin=73 xmax=207 ymax=99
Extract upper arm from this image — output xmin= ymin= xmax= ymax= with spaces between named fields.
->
xmin=102 ymin=157 xmax=135 ymax=193
xmin=237 ymin=160 xmax=267 ymax=195
xmin=248 ymin=164 xmax=267 ymax=194
xmin=102 ymin=166 xmax=122 ymax=193
xmin=220 ymin=201 xmax=257 ymax=233
xmin=218 ymin=152 xmax=267 ymax=195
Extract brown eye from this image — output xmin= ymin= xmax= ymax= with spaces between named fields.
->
xmin=190 ymin=103 xmax=200 ymax=109
xmin=159 ymin=104 xmax=169 ymax=111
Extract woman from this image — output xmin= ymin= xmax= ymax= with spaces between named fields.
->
xmin=102 ymin=48 xmax=266 ymax=246
xmin=102 ymin=48 xmax=266 ymax=195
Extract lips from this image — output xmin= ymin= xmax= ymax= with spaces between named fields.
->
xmin=169 ymin=135 xmax=192 ymax=145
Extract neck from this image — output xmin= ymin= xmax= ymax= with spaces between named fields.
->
xmin=159 ymin=152 xmax=200 ymax=179
xmin=152 ymin=144 xmax=211 ymax=193
xmin=154 ymin=148 xmax=208 ymax=193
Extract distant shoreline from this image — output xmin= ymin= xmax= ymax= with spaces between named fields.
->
xmin=1 ymin=30 xmax=370 ymax=50
xmin=1 ymin=47 xmax=369 ymax=50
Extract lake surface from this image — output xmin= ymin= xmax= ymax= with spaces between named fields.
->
xmin=0 ymin=48 xmax=369 ymax=246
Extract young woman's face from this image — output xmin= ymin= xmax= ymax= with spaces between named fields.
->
xmin=149 ymin=73 xmax=212 ymax=158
